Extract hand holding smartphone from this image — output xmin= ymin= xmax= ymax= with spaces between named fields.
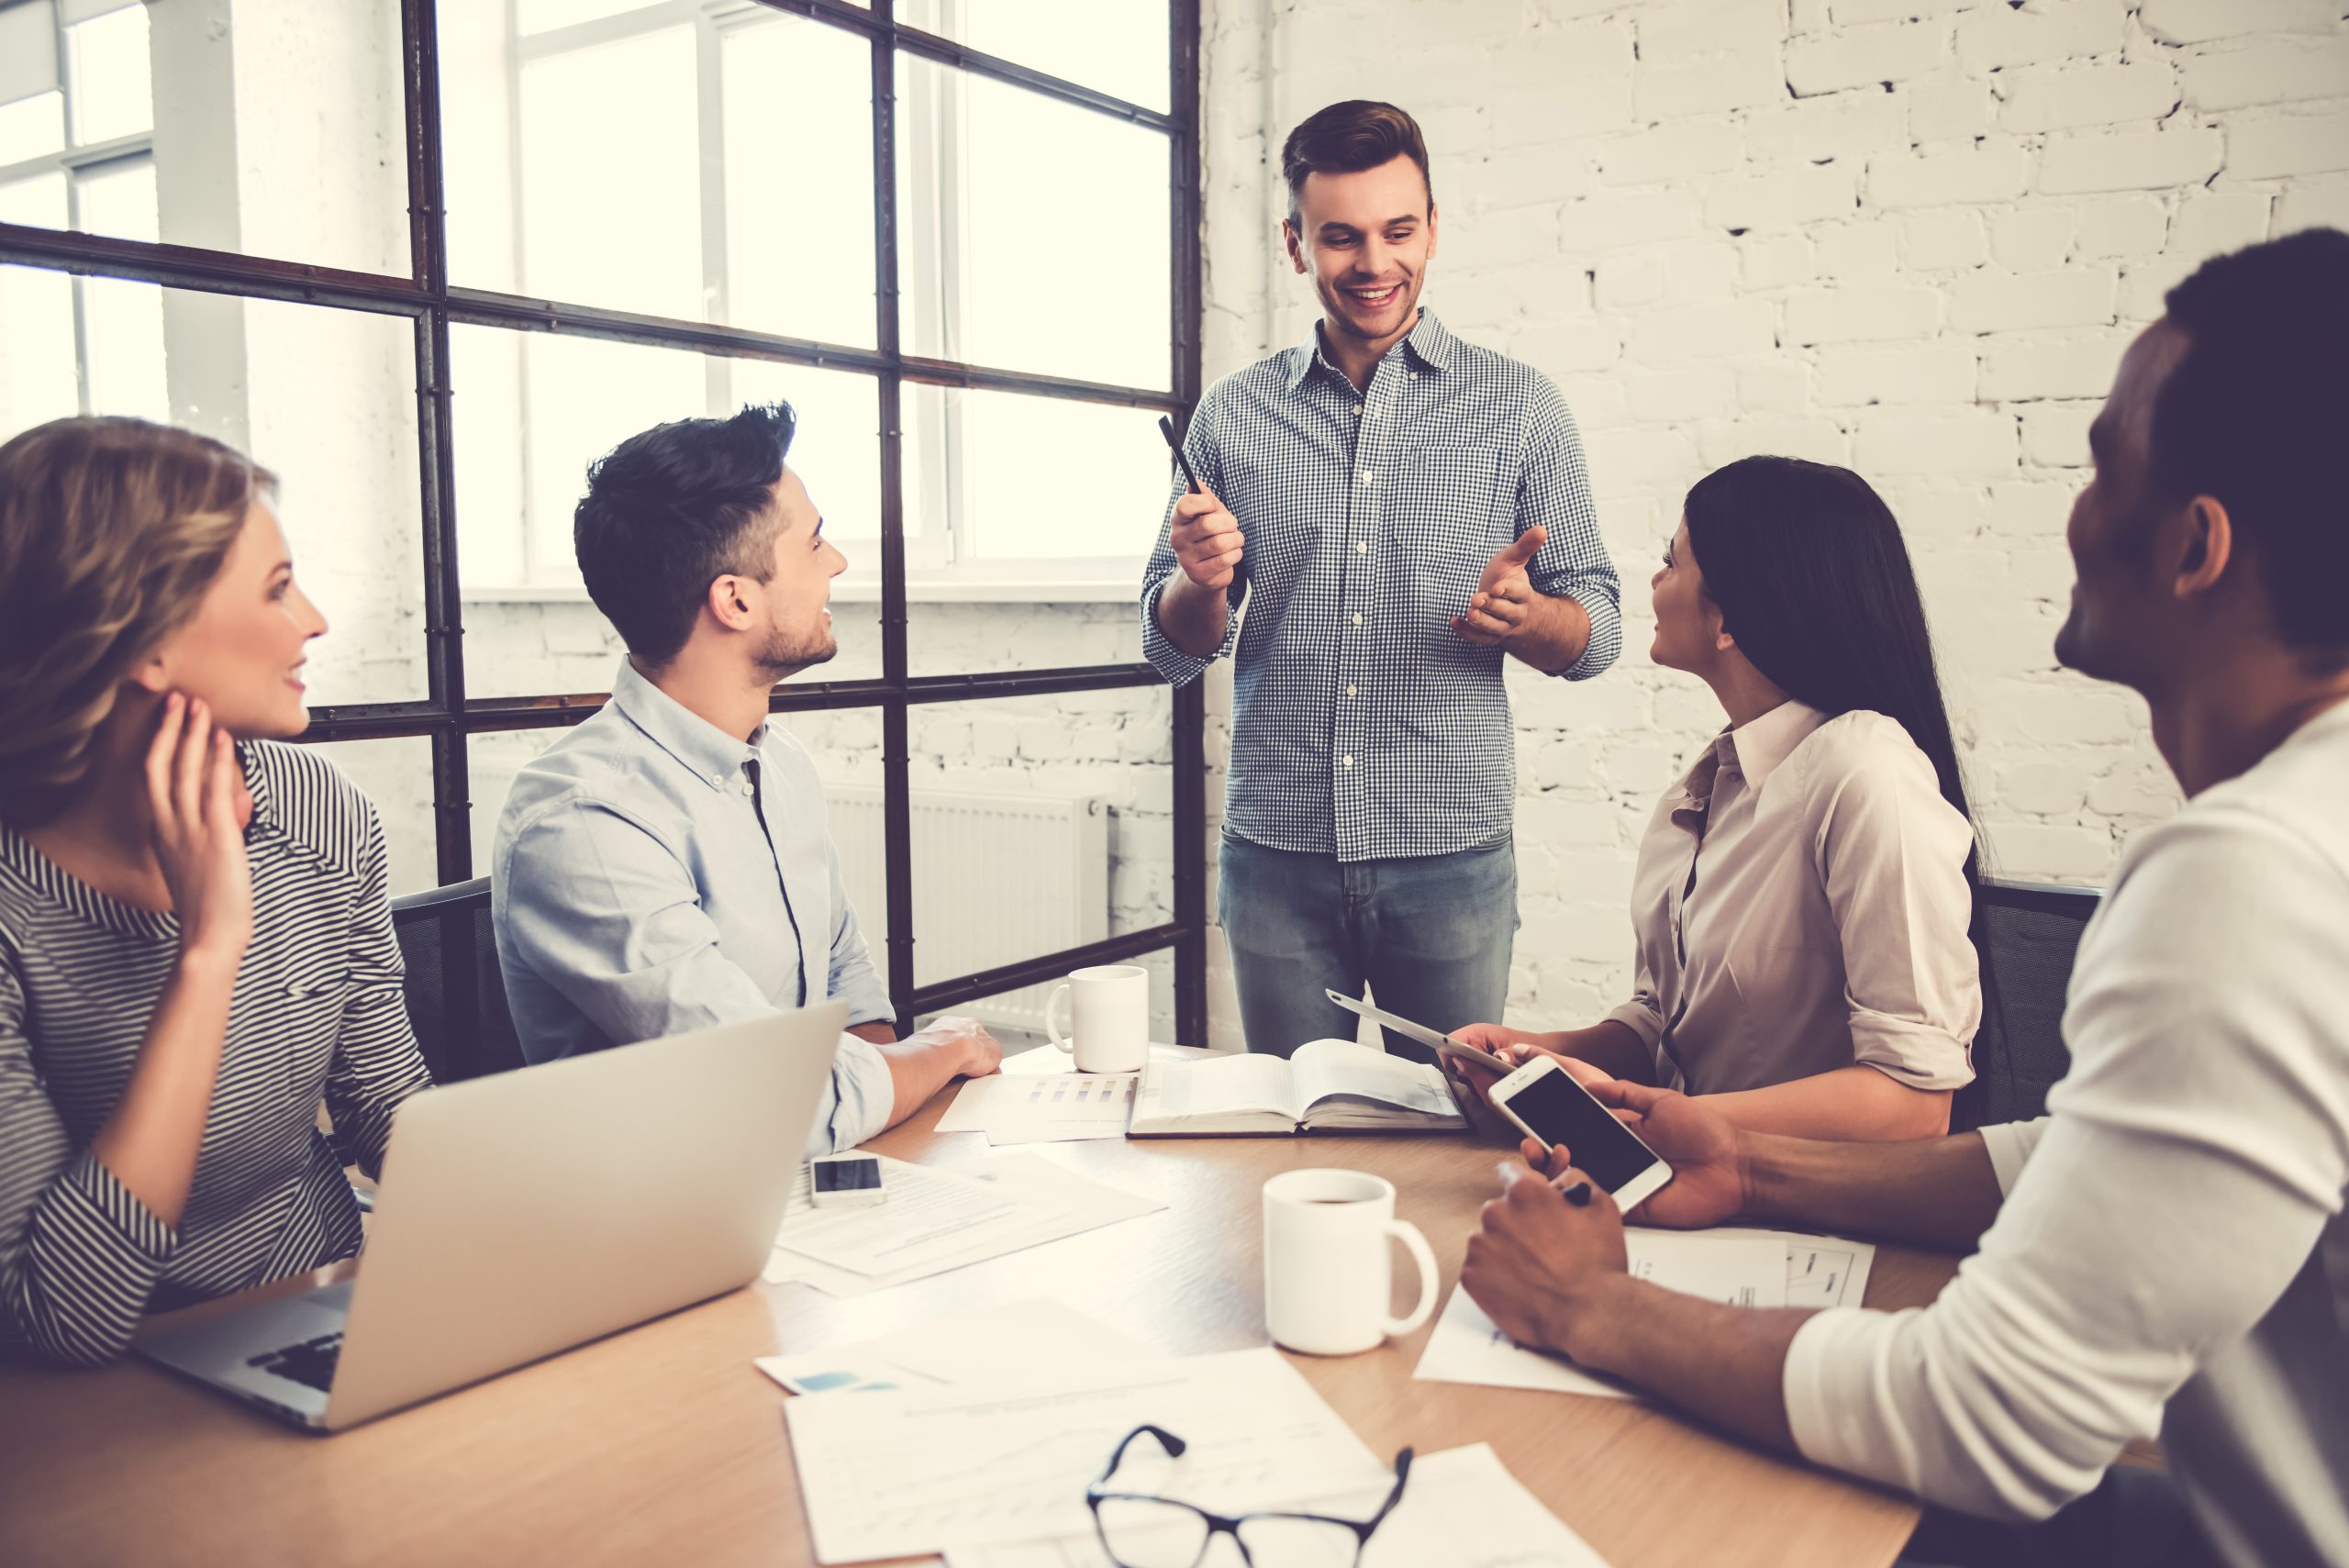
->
xmin=1487 ymin=1057 xmax=1673 ymax=1210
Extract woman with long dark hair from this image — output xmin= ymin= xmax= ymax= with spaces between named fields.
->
xmin=1460 ymin=456 xmax=1980 ymax=1140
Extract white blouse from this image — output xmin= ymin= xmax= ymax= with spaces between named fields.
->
xmin=1602 ymin=700 xmax=1979 ymax=1095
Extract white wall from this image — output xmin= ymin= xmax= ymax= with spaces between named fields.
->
xmin=1189 ymin=0 xmax=2349 ymax=1042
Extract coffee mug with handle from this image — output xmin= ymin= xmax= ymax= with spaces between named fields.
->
xmin=1044 ymin=963 xmax=1151 ymax=1073
xmin=1261 ymin=1168 xmax=1439 ymax=1356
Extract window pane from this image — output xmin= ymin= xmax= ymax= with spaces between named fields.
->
xmin=879 ymin=690 xmax=1174 ymax=1040
xmin=721 ymin=15 xmax=876 ymax=349
xmin=8 ymin=1 xmax=411 ymax=275
xmin=0 ymin=261 xmax=79 ymax=434
xmin=514 ymin=0 xmax=652 ymax=33
xmin=517 ymin=26 xmax=703 ymax=320
xmin=898 ymin=57 xmax=1171 ymax=389
xmin=901 ymin=0 xmax=1169 ymax=114
xmin=67 ymin=5 xmax=151 ymax=146
xmin=452 ymin=324 xmax=884 ymax=697
xmin=0 ymin=93 xmax=67 ymax=164
xmin=300 ymin=737 xmax=437 ymax=898
xmin=901 ymin=388 xmax=1160 ymax=677
xmin=442 ymin=7 xmax=878 ymax=348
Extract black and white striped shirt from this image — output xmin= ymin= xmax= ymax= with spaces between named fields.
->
xmin=0 ymin=741 xmax=433 ymax=1367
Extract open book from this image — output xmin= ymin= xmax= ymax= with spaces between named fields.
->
xmin=1127 ymin=1040 xmax=1468 ymax=1137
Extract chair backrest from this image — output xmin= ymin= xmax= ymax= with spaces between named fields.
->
xmin=388 ymin=876 xmax=523 ymax=1084
xmin=1951 ymin=877 xmax=2102 ymax=1134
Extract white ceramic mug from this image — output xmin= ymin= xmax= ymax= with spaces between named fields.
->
xmin=1261 ymin=1169 xmax=1439 ymax=1356
xmin=1044 ymin=964 xmax=1151 ymax=1073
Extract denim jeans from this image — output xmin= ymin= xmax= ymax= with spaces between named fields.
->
xmin=1217 ymin=831 xmax=1518 ymax=1061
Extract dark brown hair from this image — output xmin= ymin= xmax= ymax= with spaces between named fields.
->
xmin=1280 ymin=100 xmax=1431 ymax=227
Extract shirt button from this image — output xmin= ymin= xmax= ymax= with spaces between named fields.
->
xmin=741 ymin=781 xmax=756 ymax=796
xmin=1351 ymin=612 xmax=1364 ymax=627
xmin=1346 ymin=684 xmax=1358 ymax=698
xmin=1343 ymin=755 xmax=1355 ymax=769
xmin=1353 ymin=404 xmax=1363 ymax=417
xmin=1353 ymin=539 xmax=1367 ymax=554
xmin=1357 ymin=470 xmax=1374 ymax=486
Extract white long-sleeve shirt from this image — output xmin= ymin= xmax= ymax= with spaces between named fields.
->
xmin=1783 ymin=701 xmax=2349 ymax=1568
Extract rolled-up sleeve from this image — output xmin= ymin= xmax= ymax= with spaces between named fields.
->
xmin=1139 ymin=392 xmax=1242 ymax=687
xmin=500 ymin=800 xmax=859 ymax=1158
xmin=0 ymin=961 xmax=175 ymax=1368
xmin=1810 ymin=745 xmax=1979 ymax=1092
xmin=1782 ymin=812 xmax=2349 ymax=1521
xmin=1519 ymin=375 xmax=1620 ymax=682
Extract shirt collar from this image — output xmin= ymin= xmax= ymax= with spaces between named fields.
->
xmin=1667 ymin=700 xmax=1830 ymax=815
xmin=607 ymin=658 xmax=766 ymax=792
xmin=1728 ymin=700 xmax=1830 ymax=791
xmin=1281 ymin=307 xmax=1457 ymax=395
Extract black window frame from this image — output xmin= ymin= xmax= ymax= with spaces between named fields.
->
xmin=0 ymin=0 xmax=1208 ymax=1043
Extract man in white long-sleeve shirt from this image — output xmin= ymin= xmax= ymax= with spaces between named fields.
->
xmin=1461 ymin=229 xmax=2349 ymax=1568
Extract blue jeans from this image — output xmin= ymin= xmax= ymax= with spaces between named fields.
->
xmin=1217 ymin=831 xmax=1518 ymax=1061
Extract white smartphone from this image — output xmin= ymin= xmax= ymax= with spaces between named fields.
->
xmin=1487 ymin=1058 xmax=1673 ymax=1211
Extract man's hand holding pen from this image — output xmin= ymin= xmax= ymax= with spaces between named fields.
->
xmin=1169 ymin=487 xmax=1245 ymax=593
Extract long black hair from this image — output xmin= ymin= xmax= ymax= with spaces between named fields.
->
xmin=1682 ymin=455 xmax=1983 ymax=900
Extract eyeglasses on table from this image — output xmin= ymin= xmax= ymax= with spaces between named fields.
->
xmin=1085 ymin=1421 xmax=1414 ymax=1568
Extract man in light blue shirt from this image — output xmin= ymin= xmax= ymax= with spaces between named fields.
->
xmin=493 ymin=402 xmax=1000 ymax=1154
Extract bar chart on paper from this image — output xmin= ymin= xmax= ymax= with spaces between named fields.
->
xmin=935 ymin=1071 xmax=1141 ymax=1142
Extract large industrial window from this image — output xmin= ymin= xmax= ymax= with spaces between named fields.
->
xmin=0 ymin=0 xmax=1208 ymax=1046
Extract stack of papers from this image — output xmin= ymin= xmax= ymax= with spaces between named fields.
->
xmin=784 ymin=1346 xmax=1392 ymax=1563
xmin=944 ymin=1443 xmax=1614 ymax=1568
xmin=764 ymin=1153 xmax=1164 ymax=1296
xmin=1415 ymin=1226 xmax=1875 ymax=1401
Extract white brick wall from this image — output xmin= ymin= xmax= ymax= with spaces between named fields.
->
xmin=1193 ymin=0 xmax=2349 ymax=1045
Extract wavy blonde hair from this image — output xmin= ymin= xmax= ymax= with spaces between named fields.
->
xmin=0 ymin=417 xmax=275 ymax=827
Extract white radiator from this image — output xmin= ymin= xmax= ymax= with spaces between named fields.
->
xmin=826 ymin=785 xmax=1109 ymax=1035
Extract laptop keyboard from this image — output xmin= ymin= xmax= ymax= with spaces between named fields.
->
xmin=247 ymin=1332 xmax=342 ymax=1394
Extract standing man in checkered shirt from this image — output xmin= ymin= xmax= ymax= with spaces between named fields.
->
xmin=1141 ymin=100 xmax=1622 ymax=1061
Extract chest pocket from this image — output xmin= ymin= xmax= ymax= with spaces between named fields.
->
xmin=1390 ymin=440 xmax=1508 ymax=595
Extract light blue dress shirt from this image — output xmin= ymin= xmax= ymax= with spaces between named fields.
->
xmin=491 ymin=659 xmax=896 ymax=1154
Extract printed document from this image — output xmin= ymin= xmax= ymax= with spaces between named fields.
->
xmin=785 ymin=1346 xmax=1389 ymax=1563
xmin=1416 ymin=1228 xmax=1857 ymax=1401
xmin=764 ymin=1154 xmax=1164 ymax=1295
xmin=756 ymin=1298 xmax=1168 ymax=1396
xmin=944 ymin=1442 xmax=1614 ymax=1568
xmin=935 ymin=1072 xmax=1142 ymax=1143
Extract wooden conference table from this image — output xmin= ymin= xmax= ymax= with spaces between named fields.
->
xmin=0 ymin=1050 xmax=1956 ymax=1568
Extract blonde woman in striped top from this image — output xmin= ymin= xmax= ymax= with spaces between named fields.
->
xmin=0 ymin=417 xmax=432 ymax=1367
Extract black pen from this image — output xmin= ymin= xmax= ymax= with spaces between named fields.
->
xmin=1158 ymin=414 xmax=1204 ymax=494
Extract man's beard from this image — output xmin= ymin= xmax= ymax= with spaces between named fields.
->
xmin=757 ymin=621 xmax=838 ymax=682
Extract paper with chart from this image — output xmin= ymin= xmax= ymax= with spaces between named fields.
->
xmin=763 ymin=1154 xmax=1165 ymax=1294
xmin=755 ymin=1298 xmax=1169 ymax=1396
xmin=1416 ymin=1229 xmax=1790 ymax=1400
xmin=785 ymin=1346 xmax=1390 ymax=1563
xmin=935 ymin=1071 xmax=1141 ymax=1142
xmin=943 ymin=1442 xmax=1615 ymax=1568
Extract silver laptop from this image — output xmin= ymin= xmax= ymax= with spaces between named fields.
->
xmin=139 ymin=1004 xmax=847 ymax=1432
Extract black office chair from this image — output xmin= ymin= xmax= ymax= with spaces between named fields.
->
xmin=389 ymin=876 xmax=524 ymax=1084
xmin=1951 ymin=877 xmax=2102 ymax=1133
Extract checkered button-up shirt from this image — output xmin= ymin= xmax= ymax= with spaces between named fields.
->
xmin=1141 ymin=312 xmax=1621 ymax=862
